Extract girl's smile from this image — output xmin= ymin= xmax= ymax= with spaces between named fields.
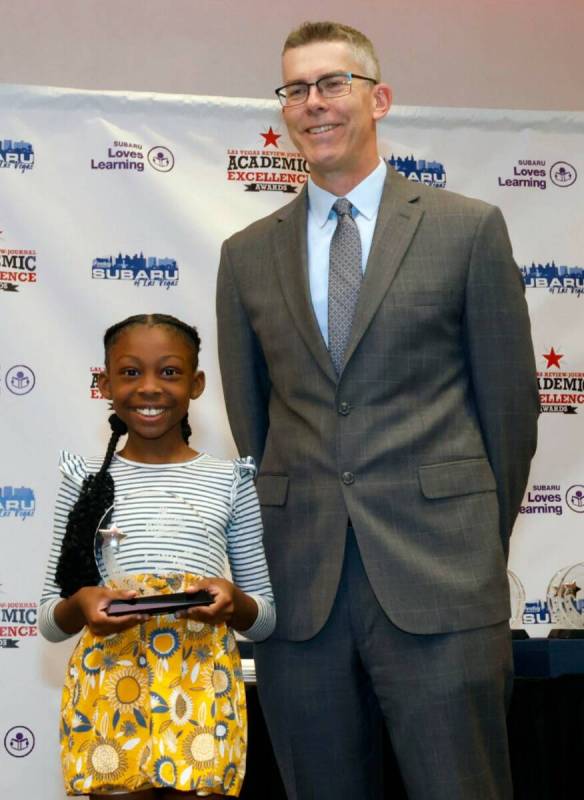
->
xmin=133 ymin=407 xmax=166 ymax=417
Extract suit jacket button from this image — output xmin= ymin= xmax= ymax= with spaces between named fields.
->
xmin=338 ymin=401 xmax=351 ymax=415
xmin=342 ymin=471 xmax=355 ymax=485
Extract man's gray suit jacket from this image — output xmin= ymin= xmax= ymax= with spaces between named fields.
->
xmin=217 ymin=166 xmax=539 ymax=641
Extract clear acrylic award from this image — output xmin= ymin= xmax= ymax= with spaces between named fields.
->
xmin=508 ymin=569 xmax=528 ymax=639
xmin=94 ymin=487 xmax=213 ymax=616
xmin=546 ymin=563 xmax=584 ymax=638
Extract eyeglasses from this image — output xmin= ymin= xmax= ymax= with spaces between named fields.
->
xmin=275 ymin=71 xmax=378 ymax=107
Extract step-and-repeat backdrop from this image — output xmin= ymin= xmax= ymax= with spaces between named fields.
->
xmin=0 ymin=84 xmax=582 ymax=797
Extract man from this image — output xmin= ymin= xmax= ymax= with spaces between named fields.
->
xmin=217 ymin=20 xmax=538 ymax=800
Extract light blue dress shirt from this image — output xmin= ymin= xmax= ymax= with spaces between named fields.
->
xmin=306 ymin=158 xmax=387 ymax=345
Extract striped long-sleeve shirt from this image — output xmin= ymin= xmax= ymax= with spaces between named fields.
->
xmin=40 ymin=450 xmax=275 ymax=642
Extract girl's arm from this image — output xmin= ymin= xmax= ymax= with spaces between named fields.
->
xmin=39 ymin=452 xmax=146 ymax=641
xmin=181 ymin=459 xmax=275 ymax=639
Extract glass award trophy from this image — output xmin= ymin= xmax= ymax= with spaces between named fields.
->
xmin=546 ymin=563 xmax=584 ymax=638
xmin=94 ymin=487 xmax=213 ymax=616
xmin=508 ymin=569 xmax=528 ymax=639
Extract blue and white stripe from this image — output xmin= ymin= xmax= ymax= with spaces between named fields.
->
xmin=40 ymin=450 xmax=275 ymax=642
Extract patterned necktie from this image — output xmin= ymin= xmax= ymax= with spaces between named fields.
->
xmin=328 ymin=198 xmax=362 ymax=374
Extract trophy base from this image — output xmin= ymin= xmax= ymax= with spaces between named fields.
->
xmin=547 ymin=628 xmax=584 ymax=639
xmin=107 ymin=590 xmax=213 ymax=617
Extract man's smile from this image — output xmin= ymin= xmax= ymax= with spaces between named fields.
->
xmin=305 ymin=123 xmax=341 ymax=135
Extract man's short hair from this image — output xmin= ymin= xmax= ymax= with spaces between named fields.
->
xmin=283 ymin=21 xmax=381 ymax=82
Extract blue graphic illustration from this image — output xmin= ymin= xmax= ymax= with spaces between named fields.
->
xmin=0 ymin=486 xmax=35 ymax=520
xmin=522 ymin=600 xmax=552 ymax=624
xmin=566 ymin=485 xmax=584 ymax=513
xmin=550 ymin=161 xmax=577 ymax=187
xmin=0 ymin=140 xmax=34 ymax=171
xmin=5 ymin=365 xmax=35 ymax=395
xmin=387 ymin=154 xmax=446 ymax=187
xmin=92 ymin=253 xmax=179 ymax=288
xmin=521 ymin=262 xmax=584 ymax=295
xmin=10 ymin=371 xmax=29 ymax=390
xmin=147 ymin=146 xmax=175 ymax=172
xmin=4 ymin=726 xmax=35 ymax=757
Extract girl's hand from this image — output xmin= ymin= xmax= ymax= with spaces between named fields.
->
xmin=56 ymin=586 xmax=149 ymax=636
xmin=177 ymin=578 xmax=258 ymax=632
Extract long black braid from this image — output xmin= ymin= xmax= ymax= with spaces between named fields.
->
xmin=55 ymin=314 xmax=201 ymax=598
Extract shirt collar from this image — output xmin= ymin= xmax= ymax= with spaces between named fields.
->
xmin=307 ymin=158 xmax=387 ymax=228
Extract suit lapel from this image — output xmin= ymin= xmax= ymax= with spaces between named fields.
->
xmin=342 ymin=169 xmax=424 ymax=371
xmin=271 ymin=169 xmax=424 ymax=381
xmin=272 ymin=189 xmax=337 ymax=382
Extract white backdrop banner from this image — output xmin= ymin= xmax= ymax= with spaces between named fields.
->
xmin=0 ymin=84 xmax=583 ymax=797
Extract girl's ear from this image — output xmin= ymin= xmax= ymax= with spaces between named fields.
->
xmin=191 ymin=370 xmax=206 ymax=400
xmin=98 ymin=371 xmax=112 ymax=400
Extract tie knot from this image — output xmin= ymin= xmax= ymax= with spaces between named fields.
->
xmin=333 ymin=198 xmax=353 ymax=218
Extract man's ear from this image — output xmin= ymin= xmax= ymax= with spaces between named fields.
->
xmin=191 ymin=370 xmax=206 ymax=400
xmin=98 ymin=371 xmax=112 ymax=400
xmin=372 ymin=83 xmax=392 ymax=121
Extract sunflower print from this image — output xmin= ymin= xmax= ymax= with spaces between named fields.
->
xmin=182 ymin=726 xmax=216 ymax=770
xmin=59 ymin=572 xmax=247 ymax=796
xmin=168 ymin=687 xmax=193 ymax=726
xmin=148 ymin=627 xmax=180 ymax=659
xmin=86 ymin=737 xmax=128 ymax=783
xmin=104 ymin=666 xmax=149 ymax=714
xmin=154 ymin=756 xmax=177 ymax=787
xmin=184 ymin=618 xmax=212 ymax=642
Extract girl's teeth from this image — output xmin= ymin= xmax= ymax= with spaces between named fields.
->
xmin=137 ymin=408 xmax=164 ymax=416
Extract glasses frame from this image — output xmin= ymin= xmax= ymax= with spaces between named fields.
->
xmin=275 ymin=71 xmax=378 ymax=108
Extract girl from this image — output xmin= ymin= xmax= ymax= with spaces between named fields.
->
xmin=40 ymin=313 xmax=275 ymax=800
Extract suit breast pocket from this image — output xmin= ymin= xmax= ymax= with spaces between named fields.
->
xmin=418 ymin=458 xmax=496 ymax=499
xmin=256 ymin=474 xmax=289 ymax=506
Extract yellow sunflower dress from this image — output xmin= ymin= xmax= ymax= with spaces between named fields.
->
xmin=39 ymin=451 xmax=275 ymax=797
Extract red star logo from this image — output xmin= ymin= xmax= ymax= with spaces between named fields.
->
xmin=543 ymin=347 xmax=564 ymax=369
xmin=260 ymin=127 xmax=281 ymax=148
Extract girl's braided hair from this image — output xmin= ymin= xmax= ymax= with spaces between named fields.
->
xmin=55 ymin=314 xmax=201 ymax=597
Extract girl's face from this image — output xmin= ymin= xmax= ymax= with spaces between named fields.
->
xmin=98 ymin=324 xmax=204 ymax=458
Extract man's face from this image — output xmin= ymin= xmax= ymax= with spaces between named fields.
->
xmin=281 ymin=40 xmax=390 ymax=191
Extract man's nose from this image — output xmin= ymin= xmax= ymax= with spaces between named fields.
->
xmin=305 ymin=83 xmax=328 ymax=110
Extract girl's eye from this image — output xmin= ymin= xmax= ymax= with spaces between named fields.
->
xmin=162 ymin=367 xmax=180 ymax=377
xmin=122 ymin=368 xmax=139 ymax=377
